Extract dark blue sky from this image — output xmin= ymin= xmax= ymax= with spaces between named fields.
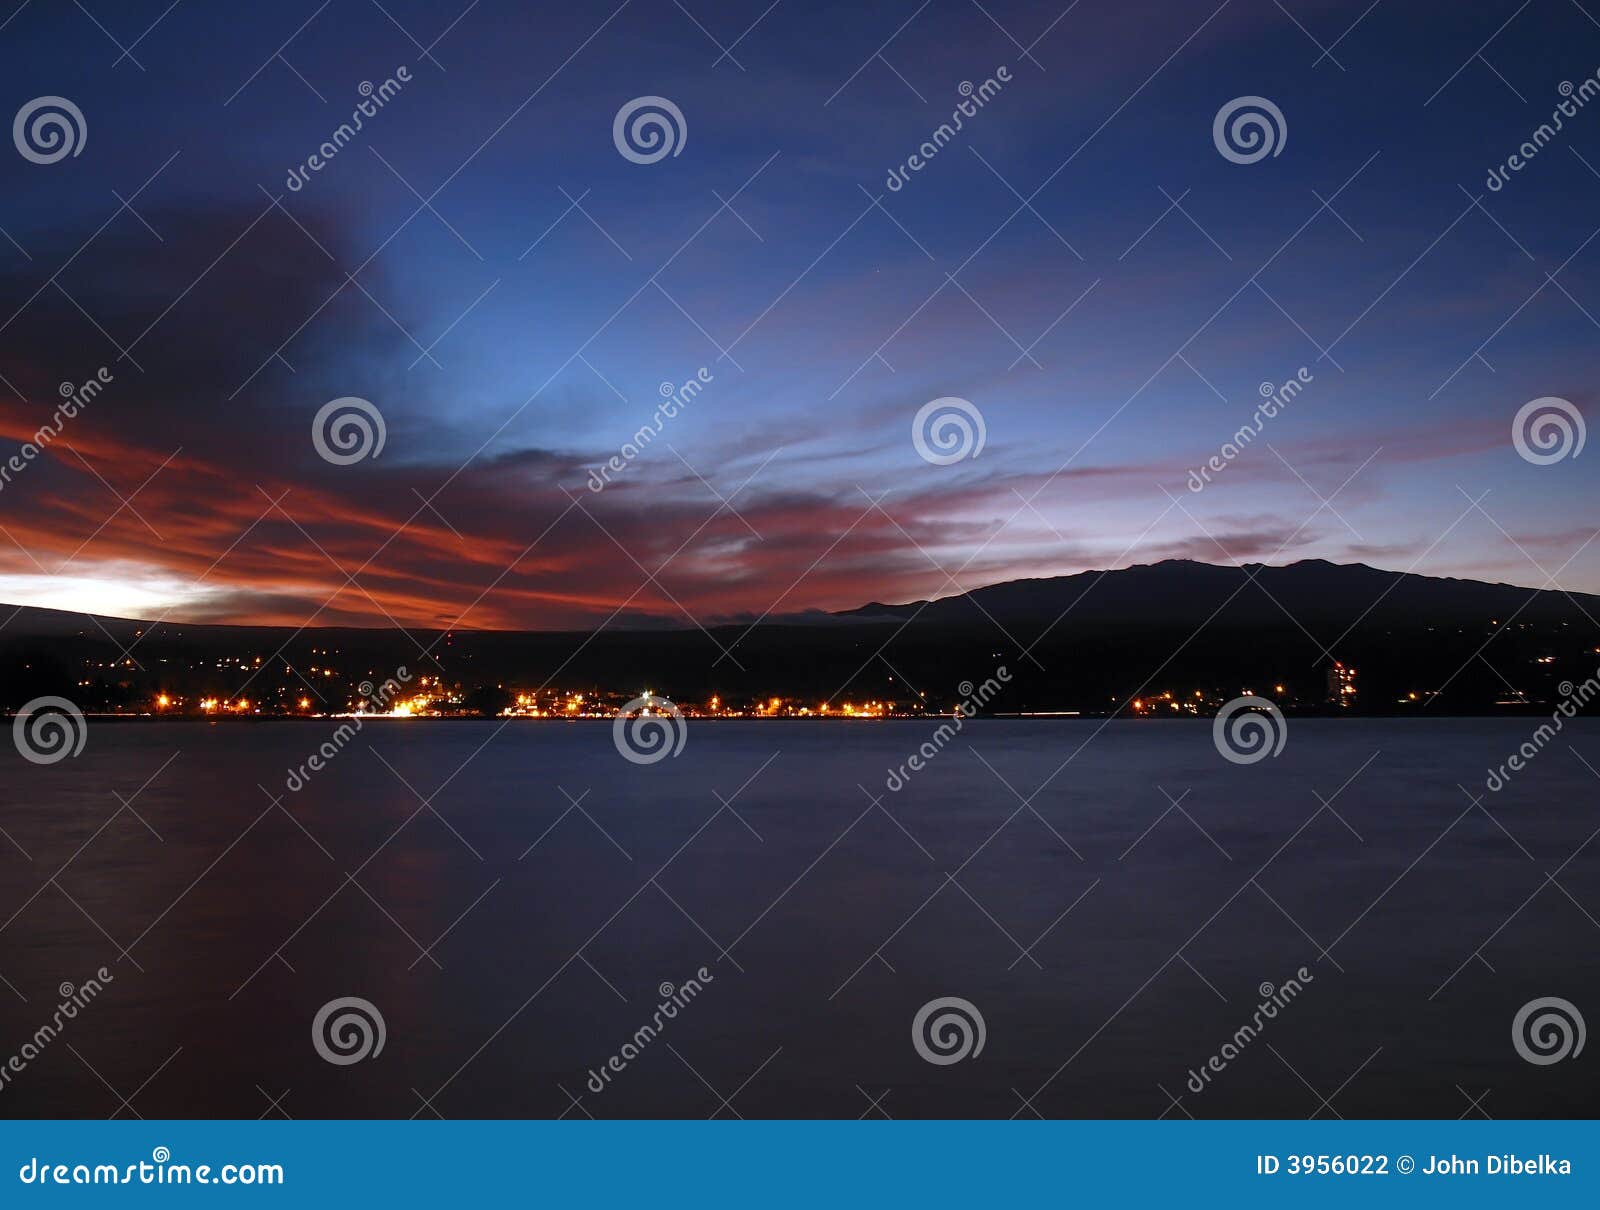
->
xmin=0 ymin=0 xmax=1596 ymax=627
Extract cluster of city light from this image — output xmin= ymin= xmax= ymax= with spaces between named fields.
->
xmin=1129 ymin=668 xmax=1360 ymax=715
xmin=193 ymin=697 xmax=254 ymax=713
xmin=503 ymin=691 xmax=592 ymax=717
xmin=1130 ymin=689 xmax=1213 ymax=715
xmin=142 ymin=691 xmax=324 ymax=714
xmin=692 ymin=697 xmax=899 ymax=718
xmin=130 ymin=684 xmax=924 ymax=719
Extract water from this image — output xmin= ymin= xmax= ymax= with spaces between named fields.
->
xmin=1 ymin=718 xmax=1596 ymax=1119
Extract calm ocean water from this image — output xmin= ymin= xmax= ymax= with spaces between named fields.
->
xmin=1 ymin=718 xmax=1596 ymax=1119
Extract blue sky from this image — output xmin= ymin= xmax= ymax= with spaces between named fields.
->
xmin=0 ymin=0 xmax=1596 ymax=627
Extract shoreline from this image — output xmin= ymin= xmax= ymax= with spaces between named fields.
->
xmin=9 ymin=711 xmax=1587 ymax=724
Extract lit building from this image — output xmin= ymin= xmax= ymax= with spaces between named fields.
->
xmin=1326 ymin=661 xmax=1357 ymax=707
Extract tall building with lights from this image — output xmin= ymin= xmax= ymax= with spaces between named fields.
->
xmin=1326 ymin=660 xmax=1357 ymax=707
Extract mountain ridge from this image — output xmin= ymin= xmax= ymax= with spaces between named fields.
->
xmin=835 ymin=557 xmax=1600 ymax=631
xmin=3 ymin=558 xmax=1595 ymax=638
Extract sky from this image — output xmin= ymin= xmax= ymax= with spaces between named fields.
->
xmin=0 ymin=0 xmax=1596 ymax=630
